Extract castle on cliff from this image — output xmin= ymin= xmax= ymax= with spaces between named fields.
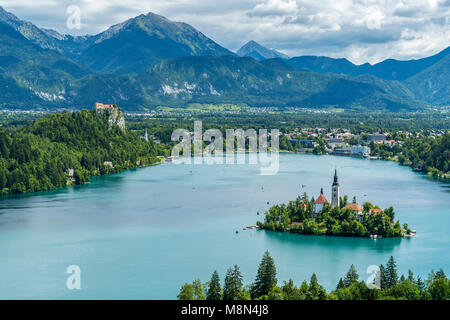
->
xmin=95 ymin=102 xmax=125 ymax=132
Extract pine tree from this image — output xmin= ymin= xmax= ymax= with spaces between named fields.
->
xmin=308 ymin=273 xmax=326 ymax=300
xmin=298 ymin=280 xmax=310 ymax=299
xmin=206 ymin=270 xmax=222 ymax=300
xmin=223 ymin=265 xmax=243 ymax=300
xmin=281 ymin=279 xmax=298 ymax=300
xmin=344 ymin=264 xmax=359 ymax=287
xmin=336 ymin=278 xmax=345 ymax=290
xmin=416 ymin=276 xmax=426 ymax=292
xmin=386 ymin=256 xmax=398 ymax=288
xmin=407 ymin=270 xmax=415 ymax=283
xmin=379 ymin=264 xmax=388 ymax=289
xmin=251 ymin=251 xmax=277 ymax=298
xmin=435 ymin=269 xmax=446 ymax=279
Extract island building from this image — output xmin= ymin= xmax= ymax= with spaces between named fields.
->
xmin=331 ymin=169 xmax=340 ymax=207
xmin=314 ymin=188 xmax=328 ymax=214
xmin=309 ymin=171 xmax=385 ymax=223
xmin=343 ymin=203 xmax=364 ymax=221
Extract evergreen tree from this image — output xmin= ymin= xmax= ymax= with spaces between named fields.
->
xmin=206 ymin=270 xmax=222 ymax=300
xmin=336 ymin=278 xmax=345 ymax=290
xmin=308 ymin=273 xmax=326 ymax=300
xmin=386 ymin=256 xmax=398 ymax=288
xmin=435 ymin=269 xmax=446 ymax=279
xmin=407 ymin=270 xmax=415 ymax=283
xmin=416 ymin=276 xmax=426 ymax=292
xmin=281 ymin=279 xmax=298 ymax=300
xmin=251 ymin=251 xmax=277 ymax=298
xmin=379 ymin=264 xmax=388 ymax=289
xmin=298 ymin=280 xmax=310 ymax=299
xmin=223 ymin=265 xmax=243 ymax=300
xmin=344 ymin=264 xmax=359 ymax=287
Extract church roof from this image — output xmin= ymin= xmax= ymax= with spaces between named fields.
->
xmin=314 ymin=193 xmax=328 ymax=204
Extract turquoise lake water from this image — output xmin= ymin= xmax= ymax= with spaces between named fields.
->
xmin=0 ymin=153 xmax=449 ymax=299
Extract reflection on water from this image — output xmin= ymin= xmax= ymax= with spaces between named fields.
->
xmin=263 ymin=229 xmax=403 ymax=252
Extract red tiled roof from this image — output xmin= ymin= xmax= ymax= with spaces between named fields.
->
xmin=370 ymin=208 xmax=383 ymax=215
xmin=314 ymin=193 xmax=328 ymax=204
xmin=96 ymin=102 xmax=114 ymax=108
xmin=290 ymin=222 xmax=304 ymax=227
xmin=343 ymin=203 xmax=363 ymax=211
xmin=299 ymin=203 xmax=307 ymax=208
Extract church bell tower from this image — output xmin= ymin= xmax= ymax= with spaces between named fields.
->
xmin=331 ymin=169 xmax=340 ymax=208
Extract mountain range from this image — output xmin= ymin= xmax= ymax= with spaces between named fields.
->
xmin=0 ymin=6 xmax=448 ymax=111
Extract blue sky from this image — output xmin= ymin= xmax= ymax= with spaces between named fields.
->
xmin=1 ymin=0 xmax=449 ymax=64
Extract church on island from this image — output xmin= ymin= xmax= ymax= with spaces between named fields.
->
xmin=313 ymin=170 xmax=364 ymax=221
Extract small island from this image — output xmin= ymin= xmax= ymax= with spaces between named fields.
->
xmin=257 ymin=170 xmax=414 ymax=238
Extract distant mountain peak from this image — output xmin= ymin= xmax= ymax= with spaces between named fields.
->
xmin=237 ymin=40 xmax=289 ymax=60
xmin=0 ymin=5 xmax=59 ymax=50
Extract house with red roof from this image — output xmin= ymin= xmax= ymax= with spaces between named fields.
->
xmin=370 ymin=208 xmax=383 ymax=215
xmin=343 ymin=203 xmax=364 ymax=221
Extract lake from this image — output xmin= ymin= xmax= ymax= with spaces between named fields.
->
xmin=0 ymin=153 xmax=449 ymax=299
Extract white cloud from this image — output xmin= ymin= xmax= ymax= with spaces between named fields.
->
xmin=1 ymin=0 xmax=449 ymax=64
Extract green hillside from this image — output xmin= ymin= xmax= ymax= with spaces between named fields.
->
xmin=0 ymin=110 xmax=161 ymax=195
xmin=404 ymin=54 xmax=450 ymax=105
xmin=0 ymin=22 xmax=88 ymax=107
xmin=67 ymin=56 xmax=425 ymax=111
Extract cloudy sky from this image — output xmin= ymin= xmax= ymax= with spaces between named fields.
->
xmin=1 ymin=0 xmax=449 ymax=64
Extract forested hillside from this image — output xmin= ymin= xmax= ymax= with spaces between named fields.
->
xmin=0 ymin=110 xmax=161 ymax=195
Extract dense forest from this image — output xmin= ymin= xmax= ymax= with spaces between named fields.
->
xmin=257 ymin=193 xmax=410 ymax=237
xmin=0 ymin=110 xmax=162 ymax=195
xmin=178 ymin=252 xmax=449 ymax=300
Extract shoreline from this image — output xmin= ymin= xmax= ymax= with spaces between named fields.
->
xmin=0 ymin=156 xmax=165 ymax=200
xmin=257 ymin=225 xmax=415 ymax=239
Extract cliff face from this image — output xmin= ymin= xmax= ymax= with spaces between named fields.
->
xmin=95 ymin=104 xmax=126 ymax=131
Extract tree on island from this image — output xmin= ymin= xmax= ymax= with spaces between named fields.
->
xmin=251 ymin=251 xmax=277 ymax=298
